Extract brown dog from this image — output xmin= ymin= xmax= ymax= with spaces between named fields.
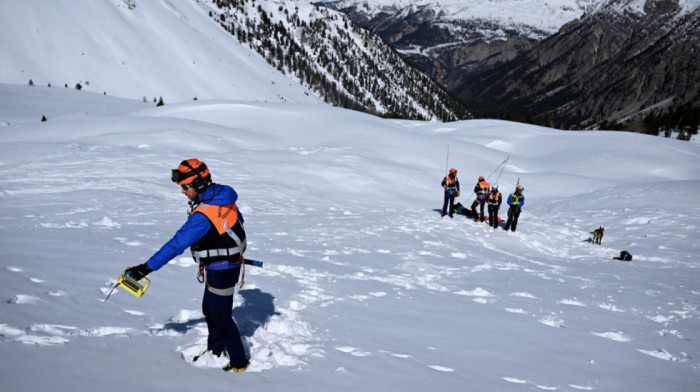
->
xmin=590 ymin=226 xmax=604 ymax=245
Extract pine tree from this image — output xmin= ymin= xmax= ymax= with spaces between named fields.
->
xmin=156 ymin=96 xmax=164 ymax=107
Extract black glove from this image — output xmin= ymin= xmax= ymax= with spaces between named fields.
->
xmin=125 ymin=263 xmax=152 ymax=281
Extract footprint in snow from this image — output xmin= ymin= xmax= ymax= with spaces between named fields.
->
xmin=429 ymin=365 xmax=454 ymax=372
xmin=7 ymin=294 xmax=41 ymax=305
xmin=335 ymin=346 xmax=371 ymax=357
xmin=503 ymin=377 xmax=559 ymax=390
xmin=598 ymin=303 xmax=624 ymax=312
xmin=47 ymin=290 xmax=66 ymax=297
xmin=114 ymin=237 xmax=143 ymax=247
xmin=454 ymin=287 xmax=496 ymax=304
xmin=568 ymin=384 xmax=595 ymax=390
xmin=590 ymin=331 xmax=631 ymax=342
xmin=175 ymin=288 xmax=319 ymax=372
xmin=636 ymin=348 xmax=682 ymax=361
xmin=511 ymin=291 xmax=538 ymax=299
xmin=558 ymin=298 xmax=586 ymax=307
xmin=0 ymin=322 xmax=131 ymax=346
xmin=538 ymin=314 xmax=565 ymax=328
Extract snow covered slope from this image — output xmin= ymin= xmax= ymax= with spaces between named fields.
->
xmin=0 ymin=0 xmax=319 ymax=104
xmin=1 ymin=84 xmax=699 ymax=391
xmin=321 ymin=0 xmax=603 ymax=40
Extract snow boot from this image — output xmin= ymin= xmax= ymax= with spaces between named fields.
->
xmin=222 ymin=362 xmax=247 ymax=372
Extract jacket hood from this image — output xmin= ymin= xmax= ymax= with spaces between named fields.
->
xmin=197 ymin=183 xmax=238 ymax=206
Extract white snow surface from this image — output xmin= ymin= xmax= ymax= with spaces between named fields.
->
xmin=1 ymin=83 xmax=699 ymax=391
xmin=1 ymin=0 xmax=700 ymax=390
xmin=0 ymin=0 xmax=320 ymax=104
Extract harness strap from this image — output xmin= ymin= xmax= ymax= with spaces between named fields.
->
xmin=192 ymin=241 xmax=246 ymax=262
xmin=200 ymin=257 xmax=246 ymax=292
xmin=207 ymin=281 xmax=236 ymax=296
xmin=240 ymin=256 xmax=245 ymax=289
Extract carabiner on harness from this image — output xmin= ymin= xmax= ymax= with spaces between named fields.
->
xmin=197 ymin=263 xmax=205 ymax=283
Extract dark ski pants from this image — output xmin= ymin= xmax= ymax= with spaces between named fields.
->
xmin=203 ymin=266 xmax=249 ymax=368
xmin=471 ymin=199 xmax=486 ymax=221
xmin=442 ymin=191 xmax=456 ymax=216
xmin=487 ymin=205 xmax=500 ymax=228
xmin=504 ymin=206 xmax=521 ymax=232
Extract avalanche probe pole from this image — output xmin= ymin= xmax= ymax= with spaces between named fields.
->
xmin=445 ymin=144 xmax=450 ymax=176
xmin=494 ymin=156 xmax=509 ymax=187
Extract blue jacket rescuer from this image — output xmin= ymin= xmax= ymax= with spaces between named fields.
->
xmin=125 ymin=158 xmax=249 ymax=372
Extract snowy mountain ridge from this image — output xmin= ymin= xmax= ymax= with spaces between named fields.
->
xmin=320 ymin=0 xmax=603 ymax=40
xmin=320 ymin=0 xmax=700 ymax=128
xmin=0 ymin=0 xmax=470 ymax=121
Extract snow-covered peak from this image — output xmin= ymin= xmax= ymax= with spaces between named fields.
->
xmin=323 ymin=0 xmax=604 ymax=35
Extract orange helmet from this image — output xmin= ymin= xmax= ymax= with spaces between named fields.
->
xmin=449 ymin=168 xmax=457 ymax=174
xmin=478 ymin=176 xmax=485 ymax=182
xmin=171 ymin=158 xmax=211 ymax=192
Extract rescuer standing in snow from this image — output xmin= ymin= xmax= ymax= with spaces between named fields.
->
xmin=125 ymin=159 xmax=249 ymax=372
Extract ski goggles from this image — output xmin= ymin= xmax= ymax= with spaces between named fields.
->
xmin=171 ymin=169 xmax=196 ymax=184
xmin=172 ymin=159 xmax=209 ymax=184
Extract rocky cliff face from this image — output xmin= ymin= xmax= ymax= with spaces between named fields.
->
xmin=319 ymin=0 xmax=698 ymax=128
xmin=458 ymin=0 xmax=700 ymax=128
xmin=316 ymin=1 xmax=590 ymax=89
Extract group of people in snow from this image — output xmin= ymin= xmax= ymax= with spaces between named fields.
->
xmin=441 ymin=168 xmax=525 ymax=231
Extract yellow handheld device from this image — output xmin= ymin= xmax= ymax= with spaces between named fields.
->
xmin=104 ymin=270 xmax=151 ymax=302
xmin=117 ymin=270 xmax=150 ymax=297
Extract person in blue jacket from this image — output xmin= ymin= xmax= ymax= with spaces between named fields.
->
xmin=126 ymin=159 xmax=249 ymax=372
xmin=503 ymin=185 xmax=524 ymax=232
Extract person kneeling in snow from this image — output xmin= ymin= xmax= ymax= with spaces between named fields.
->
xmin=125 ymin=159 xmax=249 ymax=372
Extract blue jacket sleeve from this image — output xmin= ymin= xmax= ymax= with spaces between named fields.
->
xmin=145 ymin=212 xmax=211 ymax=271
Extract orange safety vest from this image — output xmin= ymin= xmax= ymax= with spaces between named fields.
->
xmin=488 ymin=191 xmax=501 ymax=205
xmin=193 ymin=203 xmax=239 ymax=235
xmin=190 ymin=202 xmax=246 ymax=265
xmin=476 ymin=180 xmax=490 ymax=199
xmin=445 ymin=174 xmax=458 ymax=188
